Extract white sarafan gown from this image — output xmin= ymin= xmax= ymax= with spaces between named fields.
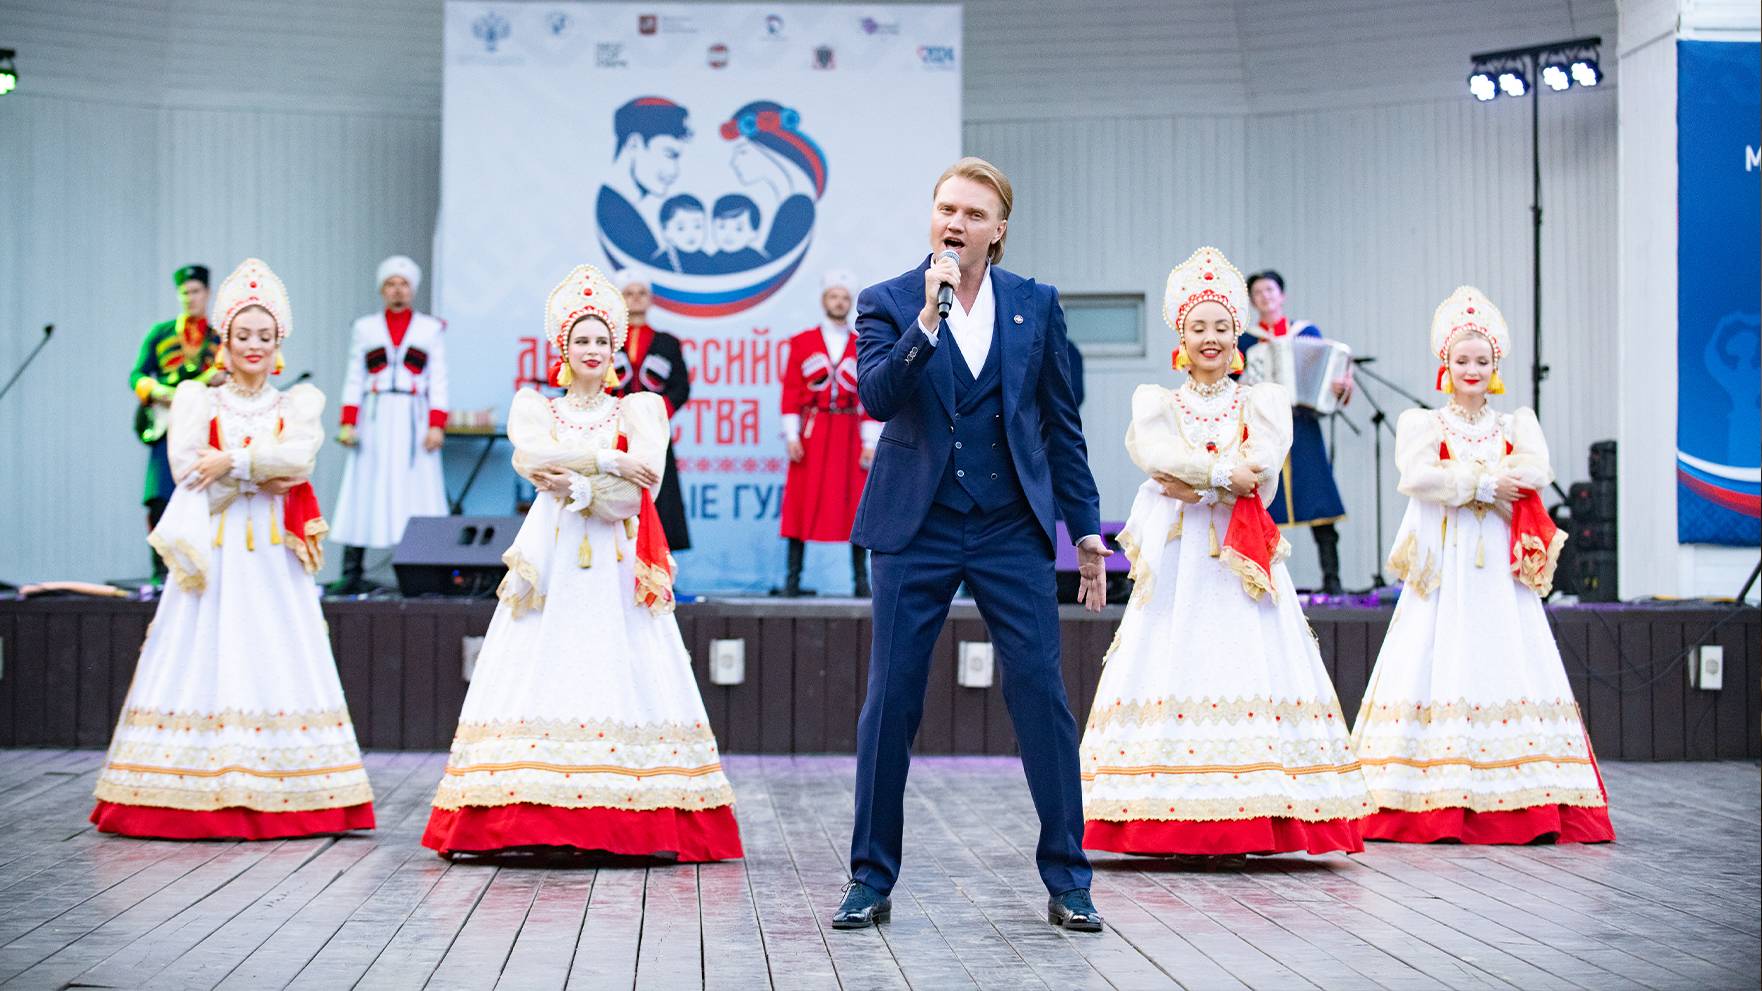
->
xmin=1080 ymin=378 xmax=1372 ymax=856
xmin=92 ymin=380 xmax=374 ymax=839
xmin=1350 ymin=403 xmax=1612 ymax=843
xmin=422 ymin=388 xmax=742 ymax=860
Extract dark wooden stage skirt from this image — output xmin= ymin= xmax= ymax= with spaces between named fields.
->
xmin=0 ymin=596 xmax=1754 ymax=759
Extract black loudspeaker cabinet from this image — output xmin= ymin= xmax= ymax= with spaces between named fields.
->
xmin=1569 ymin=480 xmax=1617 ymax=523
xmin=1571 ymin=518 xmax=1618 ymax=552
xmin=1588 ymin=439 xmax=1617 ymax=480
xmin=393 ymin=515 xmax=522 ymax=597
xmin=1572 ymin=549 xmax=1619 ymax=602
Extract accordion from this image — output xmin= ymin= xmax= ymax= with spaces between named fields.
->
xmin=1242 ymin=332 xmax=1352 ymax=414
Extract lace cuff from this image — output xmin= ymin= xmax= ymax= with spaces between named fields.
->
xmin=1209 ymin=457 xmax=1237 ymax=491
xmin=228 ymin=449 xmax=252 ymax=481
xmin=564 ymin=471 xmax=595 ymax=514
xmin=1474 ymin=472 xmax=1499 ymax=505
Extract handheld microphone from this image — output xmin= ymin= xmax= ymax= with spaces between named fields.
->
xmin=935 ymin=248 xmax=959 ymax=319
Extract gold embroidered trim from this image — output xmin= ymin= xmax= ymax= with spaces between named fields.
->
xmin=117 ymin=706 xmax=357 ymax=734
xmin=443 ymin=760 xmax=724 ymax=779
xmin=1083 ymin=760 xmax=1362 ymax=778
xmin=431 ymin=779 xmax=735 ymax=813
xmin=1513 ymin=527 xmax=1567 ymax=596
xmin=1219 ymin=545 xmax=1278 ymax=602
xmin=1085 ymin=695 xmax=1349 ymax=733
xmin=497 ymin=548 xmax=545 ymax=618
xmin=1365 ymin=785 xmax=1606 ymax=814
xmin=1357 ymin=753 xmax=1593 ymax=772
xmin=1083 ymin=794 xmax=1369 ymax=823
xmin=103 ymin=760 xmax=365 ymax=780
xmin=1387 ymin=530 xmax=1439 ymax=598
xmin=147 ymin=533 xmax=209 ymax=593
xmin=448 ymin=716 xmax=720 ymax=747
xmin=94 ymin=779 xmax=374 ymax=813
xmin=1353 ymin=697 xmax=1586 ymax=730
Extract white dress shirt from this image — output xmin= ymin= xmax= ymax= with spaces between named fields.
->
xmin=918 ymin=265 xmax=994 ymax=377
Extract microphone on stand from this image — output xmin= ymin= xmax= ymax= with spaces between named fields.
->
xmin=935 ymin=248 xmax=959 ymax=319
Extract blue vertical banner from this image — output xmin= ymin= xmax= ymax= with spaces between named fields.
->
xmin=1676 ymin=39 xmax=1761 ymax=545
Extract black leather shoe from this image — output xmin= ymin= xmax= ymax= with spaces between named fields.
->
xmin=831 ymin=880 xmax=891 ymax=929
xmin=1048 ymin=888 xmax=1103 ymax=932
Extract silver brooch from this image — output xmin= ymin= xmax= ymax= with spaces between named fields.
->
xmin=1012 ymin=314 xmax=1023 ymax=324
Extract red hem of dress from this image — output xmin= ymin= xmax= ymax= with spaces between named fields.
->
xmin=1084 ymin=815 xmax=1365 ymax=856
xmin=422 ymin=803 xmax=744 ymax=861
xmin=1362 ymin=804 xmax=1614 ymax=844
xmin=90 ymin=800 xmax=375 ymax=840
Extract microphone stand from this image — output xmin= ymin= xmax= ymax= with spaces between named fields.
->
xmin=1345 ymin=359 xmax=1430 ymax=589
xmin=0 ymin=325 xmax=52 ymax=591
xmin=0 ymin=325 xmax=54 ymax=406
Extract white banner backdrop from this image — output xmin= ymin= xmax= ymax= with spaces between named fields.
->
xmin=436 ymin=2 xmax=962 ymax=594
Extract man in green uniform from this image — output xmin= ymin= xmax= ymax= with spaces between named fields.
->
xmin=129 ymin=264 xmax=223 ymax=582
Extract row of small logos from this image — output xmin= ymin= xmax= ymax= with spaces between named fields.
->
xmin=471 ymin=9 xmax=956 ymax=69
xmin=594 ymin=40 xmax=956 ymax=70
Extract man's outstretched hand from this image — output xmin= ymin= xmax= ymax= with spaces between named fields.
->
xmin=1076 ymin=534 xmax=1114 ymax=613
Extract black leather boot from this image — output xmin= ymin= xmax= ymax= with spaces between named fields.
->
xmin=783 ymin=538 xmax=816 ymax=597
xmin=328 ymin=545 xmax=368 ymax=595
xmin=851 ymin=544 xmax=870 ymax=598
xmin=1314 ymin=524 xmax=1344 ymax=595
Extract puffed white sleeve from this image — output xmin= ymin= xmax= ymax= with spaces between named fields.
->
xmin=572 ymin=394 xmax=666 ymax=522
xmin=166 ymin=381 xmax=213 ymax=484
xmin=245 ymin=384 xmax=325 ymax=481
xmin=1501 ymin=407 xmax=1555 ymax=490
xmin=508 ymin=388 xmax=600 ymax=482
xmin=1239 ymin=383 xmax=1294 ymax=507
xmin=1395 ymin=408 xmax=1481 ymax=506
xmin=1124 ymin=384 xmax=1213 ymax=485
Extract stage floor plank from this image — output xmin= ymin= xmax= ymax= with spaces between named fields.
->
xmin=0 ymin=753 xmax=1754 ymax=990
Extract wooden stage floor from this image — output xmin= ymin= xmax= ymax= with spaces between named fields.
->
xmin=0 ymin=752 xmax=1755 ymax=990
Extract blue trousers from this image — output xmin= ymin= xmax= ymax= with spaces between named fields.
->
xmin=850 ymin=499 xmax=1091 ymax=896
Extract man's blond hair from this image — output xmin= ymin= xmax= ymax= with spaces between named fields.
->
xmin=932 ymin=157 xmax=1013 ymax=265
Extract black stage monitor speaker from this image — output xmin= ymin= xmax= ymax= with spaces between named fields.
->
xmin=393 ymin=515 xmax=521 ymax=597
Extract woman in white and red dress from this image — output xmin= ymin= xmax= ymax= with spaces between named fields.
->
xmin=422 ymin=264 xmax=742 ymax=860
xmin=1351 ymin=286 xmax=1613 ymax=844
xmin=1079 ymin=247 xmax=1371 ymax=860
xmin=92 ymin=258 xmax=375 ymax=840
xmin=777 ymin=270 xmax=879 ymax=596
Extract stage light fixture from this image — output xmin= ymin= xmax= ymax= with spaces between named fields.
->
xmin=1464 ymin=35 xmax=1602 ymax=424
xmin=0 ymin=50 xmax=16 ymax=96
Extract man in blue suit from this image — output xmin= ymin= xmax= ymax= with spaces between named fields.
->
xmin=832 ymin=158 xmax=1112 ymax=933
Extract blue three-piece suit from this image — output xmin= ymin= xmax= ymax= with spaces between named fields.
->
xmin=848 ymin=256 xmax=1101 ymax=897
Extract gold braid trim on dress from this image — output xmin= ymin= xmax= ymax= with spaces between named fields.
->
xmin=1220 ymin=545 xmax=1277 ymax=602
xmin=1386 ymin=530 xmax=1439 ymax=598
xmin=95 ymin=763 xmax=373 ymax=812
xmin=497 ymin=548 xmax=546 ymax=618
xmin=448 ymin=715 xmax=721 ymax=746
xmin=432 ymin=775 xmax=736 ymax=812
xmin=117 ymin=705 xmax=357 ymax=734
xmin=1365 ymin=784 xmax=1606 ymax=814
xmin=1085 ymin=695 xmax=1349 ymax=732
xmin=1083 ymin=793 xmax=1369 ymax=823
xmin=1353 ymin=697 xmax=1586 ymax=730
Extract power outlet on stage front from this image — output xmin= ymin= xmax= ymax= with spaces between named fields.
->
xmin=1689 ymin=644 xmax=1724 ymax=691
xmin=958 ymin=641 xmax=994 ymax=688
xmin=710 ymin=639 xmax=746 ymax=685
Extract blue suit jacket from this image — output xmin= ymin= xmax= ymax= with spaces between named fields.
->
xmin=850 ymin=257 xmax=1101 ymax=554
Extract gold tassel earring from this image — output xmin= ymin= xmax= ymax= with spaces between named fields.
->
xmin=273 ymin=351 xmax=285 ymax=375
xmin=1488 ymin=370 xmax=1506 ymax=395
xmin=558 ymin=361 xmax=575 ymax=387
xmin=1228 ymin=349 xmax=1245 ymax=374
xmin=603 ymin=362 xmax=619 ymax=389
